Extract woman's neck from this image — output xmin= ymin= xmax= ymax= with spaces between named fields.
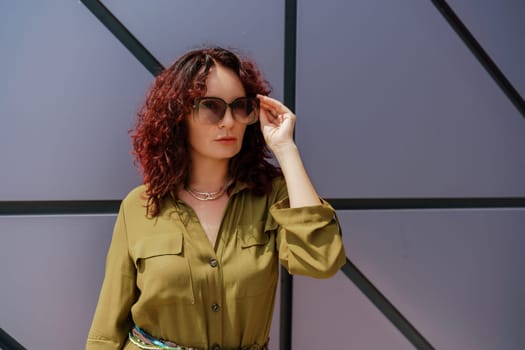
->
xmin=188 ymin=158 xmax=229 ymax=192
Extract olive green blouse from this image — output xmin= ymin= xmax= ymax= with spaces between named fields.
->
xmin=86 ymin=177 xmax=346 ymax=350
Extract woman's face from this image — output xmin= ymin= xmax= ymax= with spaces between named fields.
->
xmin=187 ymin=64 xmax=248 ymax=164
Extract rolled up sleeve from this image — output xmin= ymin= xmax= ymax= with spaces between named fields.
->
xmin=270 ymin=197 xmax=346 ymax=278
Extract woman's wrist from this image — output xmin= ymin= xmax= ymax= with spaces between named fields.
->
xmin=270 ymin=142 xmax=298 ymax=160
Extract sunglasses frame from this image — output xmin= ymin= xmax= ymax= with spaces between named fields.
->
xmin=192 ymin=96 xmax=260 ymax=125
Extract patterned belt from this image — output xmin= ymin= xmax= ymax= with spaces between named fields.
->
xmin=128 ymin=325 xmax=268 ymax=350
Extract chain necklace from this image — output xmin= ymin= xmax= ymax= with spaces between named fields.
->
xmin=185 ymin=179 xmax=228 ymax=201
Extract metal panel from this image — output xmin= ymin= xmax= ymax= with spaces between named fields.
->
xmin=0 ymin=1 xmax=147 ymax=200
xmin=447 ymin=0 xmax=525 ymax=98
xmin=332 ymin=209 xmax=525 ymax=349
xmin=0 ymin=214 xmax=116 ymax=349
xmin=293 ymin=271 xmax=414 ymax=349
xmin=102 ymin=0 xmax=285 ymax=100
xmin=296 ymin=0 xmax=525 ymax=198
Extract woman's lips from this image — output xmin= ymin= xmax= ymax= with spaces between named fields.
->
xmin=215 ymin=137 xmax=237 ymax=144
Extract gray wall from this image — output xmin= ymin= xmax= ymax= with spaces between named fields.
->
xmin=1 ymin=1 xmax=524 ymax=349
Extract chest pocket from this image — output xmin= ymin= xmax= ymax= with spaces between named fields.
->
xmin=133 ymin=233 xmax=195 ymax=304
xmin=239 ymin=227 xmax=270 ymax=248
xmin=233 ymin=222 xmax=277 ymax=298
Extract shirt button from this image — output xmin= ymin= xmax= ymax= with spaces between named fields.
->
xmin=212 ymin=344 xmax=221 ymax=350
xmin=209 ymin=258 xmax=218 ymax=268
xmin=211 ymin=303 xmax=220 ymax=312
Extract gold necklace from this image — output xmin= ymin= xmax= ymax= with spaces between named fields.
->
xmin=185 ymin=179 xmax=228 ymax=201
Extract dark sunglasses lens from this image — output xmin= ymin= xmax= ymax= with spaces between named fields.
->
xmin=198 ymin=99 xmax=227 ymax=124
xmin=232 ymin=98 xmax=258 ymax=124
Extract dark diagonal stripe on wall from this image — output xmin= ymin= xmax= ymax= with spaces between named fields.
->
xmin=0 ymin=328 xmax=27 ymax=350
xmin=429 ymin=0 xmax=525 ymax=119
xmin=80 ymin=0 xmax=164 ymax=76
xmin=341 ymin=259 xmax=435 ymax=350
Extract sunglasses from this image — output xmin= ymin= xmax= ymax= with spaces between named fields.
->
xmin=193 ymin=96 xmax=259 ymax=125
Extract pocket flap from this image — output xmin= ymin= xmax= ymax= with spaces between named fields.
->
xmin=133 ymin=233 xmax=183 ymax=261
xmin=238 ymin=224 xmax=269 ymax=248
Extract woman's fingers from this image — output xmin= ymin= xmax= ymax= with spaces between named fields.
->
xmin=257 ymin=95 xmax=297 ymax=149
xmin=258 ymin=95 xmax=295 ymax=127
xmin=258 ymin=103 xmax=279 ymax=126
xmin=257 ymin=94 xmax=293 ymax=116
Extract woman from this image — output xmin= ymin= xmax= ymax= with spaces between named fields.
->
xmin=86 ymin=47 xmax=346 ymax=350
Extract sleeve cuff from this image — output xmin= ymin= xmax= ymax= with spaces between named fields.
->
xmin=270 ymin=198 xmax=336 ymax=229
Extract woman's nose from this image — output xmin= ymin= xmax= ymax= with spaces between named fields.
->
xmin=218 ymin=107 xmax=235 ymax=128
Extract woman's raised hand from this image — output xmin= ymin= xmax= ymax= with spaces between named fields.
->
xmin=257 ymin=94 xmax=296 ymax=152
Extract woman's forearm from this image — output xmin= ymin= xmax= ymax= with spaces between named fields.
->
xmin=273 ymin=143 xmax=322 ymax=208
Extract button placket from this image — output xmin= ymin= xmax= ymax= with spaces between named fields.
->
xmin=207 ymin=199 xmax=233 ymax=349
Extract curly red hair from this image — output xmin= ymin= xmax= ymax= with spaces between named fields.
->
xmin=130 ymin=46 xmax=281 ymax=216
